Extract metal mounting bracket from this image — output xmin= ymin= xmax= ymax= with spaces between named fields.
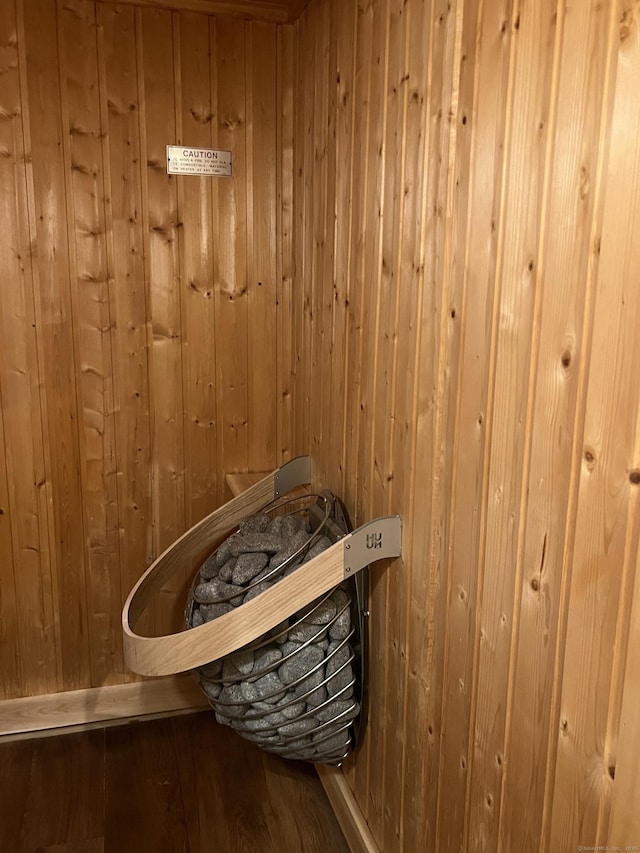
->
xmin=273 ymin=455 xmax=312 ymax=499
xmin=342 ymin=515 xmax=403 ymax=579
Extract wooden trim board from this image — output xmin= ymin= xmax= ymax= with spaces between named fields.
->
xmin=0 ymin=676 xmax=208 ymax=740
xmin=225 ymin=471 xmax=271 ymax=498
xmin=97 ymin=0 xmax=297 ymax=24
xmin=316 ymin=766 xmax=380 ymax=853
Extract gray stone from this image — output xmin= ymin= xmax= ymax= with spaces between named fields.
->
xmin=279 ymin=640 xmax=303 ymax=658
xmin=288 ymin=620 xmax=327 ymax=644
xmin=245 ymin=732 xmax=279 ymax=745
xmin=200 ymin=679 xmax=222 ymax=700
xmin=270 ymin=619 xmax=290 ymax=642
xmin=230 ymin=533 xmax=284 ymax=557
xmin=328 ymin=611 xmax=350 ymax=640
xmin=306 ymin=597 xmax=337 ymax=625
xmin=215 ymin=533 xmax=242 ymax=567
xmin=215 ymin=710 xmax=231 ymax=725
xmin=269 ymin=530 xmax=311 ymax=569
xmin=279 ymin=644 xmax=325 ymax=684
xmin=275 ymin=694 xmax=306 ymax=720
xmin=281 ymin=514 xmax=308 ymax=539
xmin=223 ymin=648 xmax=255 ymax=678
xmin=277 ymin=717 xmax=320 ymax=737
xmin=217 ymin=684 xmax=248 ymax=716
xmin=191 ymin=608 xmax=204 ymax=627
xmin=315 ymin=699 xmax=360 ymax=723
xmin=239 ymin=681 xmax=259 ymax=702
xmin=246 ymin=702 xmax=287 ymax=728
xmin=289 ymin=747 xmax=318 ymax=760
xmin=253 ymin=566 xmax=277 ymax=583
xmin=239 ymin=513 xmax=270 ymax=534
xmin=266 ymin=516 xmax=284 ymax=536
xmin=243 ymin=580 xmax=273 ymax=604
xmin=218 ymin=558 xmax=236 ymax=583
xmin=254 ymin=672 xmax=287 ymax=703
xmin=293 ymin=668 xmax=327 ymax=707
xmin=236 ymin=708 xmax=286 ymax=731
xmin=327 ymin=663 xmax=354 ymax=698
xmin=253 ymin=647 xmax=283 ymax=673
xmin=302 ymin=535 xmax=332 ymax=563
xmin=197 ymin=659 xmax=222 ymax=679
xmin=195 ymin=578 xmax=244 ymax=606
xmin=326 ymin=640 xmax=352 ymax=677
xmin=200 ymin=602 xmax=233 ymax=622
xmin=199 ymin=552 xmax=219 ymax=580
xmin=313 ymin=732 xmax=350 ymax=754
xmin=232 ymin=551 xmax=269 ymax=585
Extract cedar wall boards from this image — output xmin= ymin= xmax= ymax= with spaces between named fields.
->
xmin=0 ymin=0 xmax=291 ymax=695
xmin=291 ymin=0 xmax=640 ymax=852
xmin=1 ymin=0 xmax=640 ymax=851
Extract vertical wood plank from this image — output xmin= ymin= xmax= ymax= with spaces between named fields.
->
xmin=139 ymin=7 xmax=187 ymax=635
xmin=307 ymin=0 xmax=329 ymax=485
xmin=352 ymin=0 xmax=390 ymax=832
xmin=0 ymin=0 xmax=58 ymax=698
xmin=404 ymin=0 xmax=459 ymax=849
xmin=59 ymin=0 xmax=122 ymax=687
xmin=499 ymin=2 xmax=615 ymax=850
xmin=246 ymin=21 xmax=278 ymax=474
xmin=291 ymin=10 xmax=305 ymax=457
xmin=370 ymin=0 xmax=405 ymax=846
xmin=435 ymin=0 xmax=497 ymax=849
xmin=98 ymin=1 xmax=154 ymax=650
xmin=388 ymin=0 xmax=436 ymax=847
xmin=464 ymin=2 xmax=559 ymax=850
xmin=213 ymin=16 xmax=249 ymax=492
xmin=609 ymin=519 xmax=640 ymax=848
xmin=176 ymin=11 xmax=218 ymax=527
xmin=549 ymin=1 xmax=640 ymax=844
xmin=329 ymin=0 xmax=356 ymax=499
xmin=298 ymin=2 xmax=315 ymax=463
xmin=22 ymin=0 xmax=90 ymax=691
xmin=338 ymin=0 xmax=372 ymax=802
xmin=0 ymin=405 xmax=21 ymax=698
xmin=276 ymin=23 xmax=294 ymax=466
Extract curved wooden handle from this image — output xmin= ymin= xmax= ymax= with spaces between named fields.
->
xmin=122 ymin=456 xmax=402 ymax=677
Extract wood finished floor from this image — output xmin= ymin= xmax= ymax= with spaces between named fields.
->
xmin=0 ymin=711 xmax=349 ymax=853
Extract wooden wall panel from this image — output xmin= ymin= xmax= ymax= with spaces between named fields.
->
xmin=0 ymin=0 xmax=59 ymax=698
xmin=59 ymin=0 xmax=122 ymax=687
xmin=22 ymin=0 xmax=91 ymax=693
xmin=213 ymin=17 xmax=249 ymax=498
xmin=0 ymin=0 xmax=284 ymax=698
xmin=176 ymin=11 xmax=218 ymax=528
xmin=291 ymin=0 xmax=640 ymax=851
xmin=246 ymin=21 xmax=278 ymax=474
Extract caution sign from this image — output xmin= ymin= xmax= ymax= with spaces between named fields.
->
xmin=166 ymin=145 xmax=232 ymax=177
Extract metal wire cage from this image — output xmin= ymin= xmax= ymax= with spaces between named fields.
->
xmin=184 ymin=491 xmax=368 ymax=766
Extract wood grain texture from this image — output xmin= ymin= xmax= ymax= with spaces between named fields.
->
xmin=316 ymin=765 xmax=380 ymax=853
xmin=99 ymin=0 xmax=304 ymax=24
xmin=290 ymin=0 xmax=640 ymax=850
xmin=0 ymin=676 xmax=207 ymax=738
xmin=0 ymin=1 xmax=284 ymax=700
xmin=0 ymin=0 xmax=56 ymax=699
xmin=3 ymin=0 xmax=640 ymax=849
xmin=0 ymin=713 xmax=349 ymax=853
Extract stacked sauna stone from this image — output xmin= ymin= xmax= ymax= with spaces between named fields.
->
xmin=187 ymin=510 xmax=361 ymax=763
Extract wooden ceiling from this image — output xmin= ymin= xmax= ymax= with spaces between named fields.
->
xmin=99 ymin=0 xmax=312 ymax=23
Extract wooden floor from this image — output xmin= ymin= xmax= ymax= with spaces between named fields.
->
xmin=0 ymin=711 xmax=349 ymax=853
